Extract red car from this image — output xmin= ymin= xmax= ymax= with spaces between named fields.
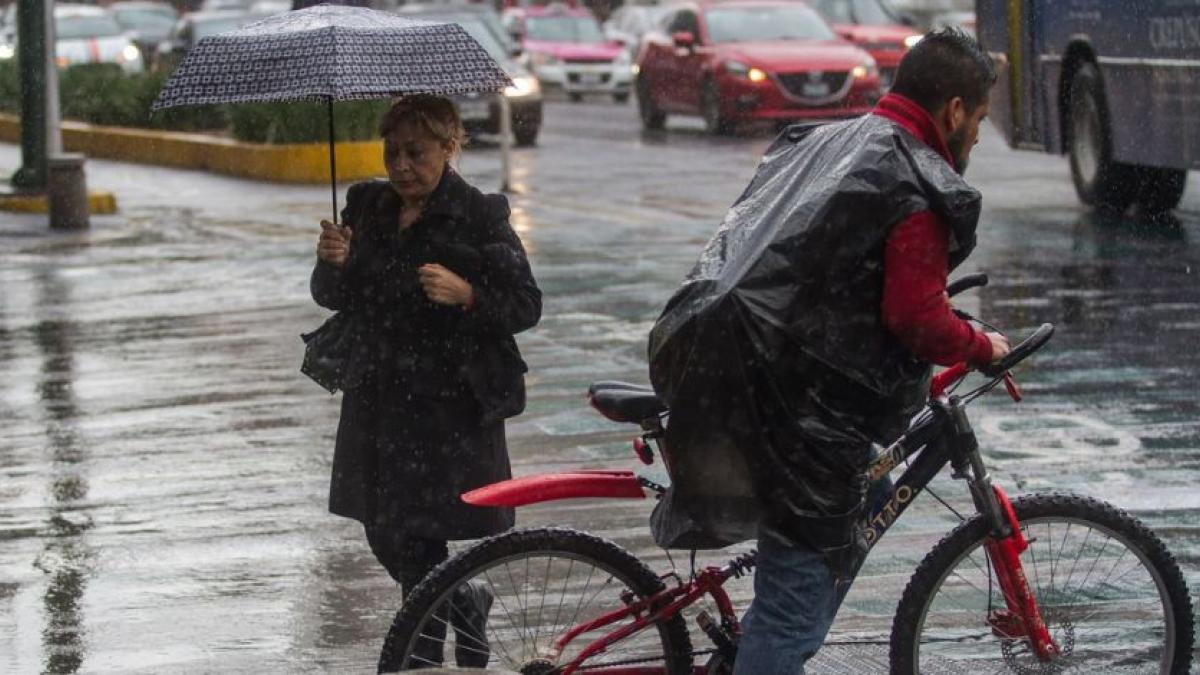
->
xmin=809 ymin=0 xmax=922 ymax=89
xmin=635 ymin=0 xmax=882 ymax=134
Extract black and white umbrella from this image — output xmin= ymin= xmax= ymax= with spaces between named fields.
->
xmin=152 ymin=4 xmax=512 ymax=221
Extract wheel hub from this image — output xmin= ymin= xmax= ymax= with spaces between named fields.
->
xmin=520 ymin=658 xmax=559 ymax=675
xmin=1072 ymin=96 xmax=1101 ymax=186
xmin=998 ymin=615 xmax=1075 ymax=675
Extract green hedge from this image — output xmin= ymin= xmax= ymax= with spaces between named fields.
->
xmin=0 ymin=59 xmax=19 ymax=115
xmin=227 ymin=99 xmax=389 ymax=144
xmin=0 ymin=60 xmax=387 ymax=144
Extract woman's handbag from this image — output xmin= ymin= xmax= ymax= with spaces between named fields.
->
xmin=300 ymin=312 xmax=356 ymax=394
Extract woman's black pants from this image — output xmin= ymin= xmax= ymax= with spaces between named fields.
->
xmin=368 ymin=527 xmax=491 ymax=671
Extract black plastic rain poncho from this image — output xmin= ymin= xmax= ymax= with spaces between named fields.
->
xmin=647 ymin=113 xmax=981 ymax=569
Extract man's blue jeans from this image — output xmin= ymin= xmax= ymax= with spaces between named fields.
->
xmin=733 ymin=474 xmax=891 ymax=675
xmin=731 ymin=525 xmax=841 ymax=675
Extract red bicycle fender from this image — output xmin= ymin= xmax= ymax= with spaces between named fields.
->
xmin=462 ymin=470 xmax=646 ymax=507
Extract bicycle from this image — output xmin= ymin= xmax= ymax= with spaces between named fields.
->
xmin=378 ymin=274 xmax=1195 ymax=674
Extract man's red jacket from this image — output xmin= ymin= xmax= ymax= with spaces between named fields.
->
xmin=874 ymin=93 xmax=993 ymax=367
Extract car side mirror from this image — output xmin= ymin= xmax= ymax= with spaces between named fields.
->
xmin=671 ymin=31 xmax=695 ymax=49
xmin=897 ymin=12 xmax=918 ymax=27
xmin=509 ymin=44 xmax=523 ymax=58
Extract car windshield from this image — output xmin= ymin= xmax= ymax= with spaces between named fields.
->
xmin=705 ymin=5 xmax=836 ymax=44
xmin=194 ymin=15 xmax=250 ymax=40
xmin=812 ymin=0 xmax=898 ymax=26
xmin=113 ymin=8 xmax=176 ymax=31
xmin=56 ymin=14 xmax=125 ymax=40
xmin=525 ymin=15 xmax=604 ymax=43
xmin=441 ymin=16 xmax=508 ymax=61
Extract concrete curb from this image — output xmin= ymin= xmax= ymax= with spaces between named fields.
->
xmin=0 ymin=113 xmax=384 ymax=184
xmin=0 ymin=190 xmax=117 ymax=215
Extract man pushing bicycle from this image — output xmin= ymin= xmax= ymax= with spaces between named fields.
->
xmin=648 ymin=28 xmax=1012 ymax=674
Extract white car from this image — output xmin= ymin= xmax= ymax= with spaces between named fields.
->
xmin=55 ymin=4 xmax=145 ymax=72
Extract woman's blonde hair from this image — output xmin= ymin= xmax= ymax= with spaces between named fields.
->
xmin=379 ymin=94 xmax=467 ymax=156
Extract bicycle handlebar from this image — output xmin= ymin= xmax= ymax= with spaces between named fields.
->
xmin=979 ymin=323 xmax=1055 ymax=378
xmin=947 ymin=273 xmax=988 ymax=298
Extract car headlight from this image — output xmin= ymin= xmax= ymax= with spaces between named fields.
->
xmin=121 ymin=44 xmax=140 ymax=62
xmin=505 ymin=75 xmax=540 ymax=98
xmin=903 ymin=34 xmax=923 ymax=49
xmin=0 ymin=44 xmax=14 ymax=60
xmin=725 ymin=60 xmax=767 ymax=82
xmin=852 ymin=56 xmax=878 ymax=79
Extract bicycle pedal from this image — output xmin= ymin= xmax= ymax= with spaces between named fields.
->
xmin=697 ymin=611 xmax=738 ymax=660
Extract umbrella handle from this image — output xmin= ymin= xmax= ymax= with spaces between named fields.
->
xmin=328 ymin=96 xmax=338 ymax=226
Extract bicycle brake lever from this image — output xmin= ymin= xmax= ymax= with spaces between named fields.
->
xmin=1003 ymin=373 xmax=1022 ymax=402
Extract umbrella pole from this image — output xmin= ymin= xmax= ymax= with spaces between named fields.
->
xmin=328 ymin=96 xmax=338 ymax=225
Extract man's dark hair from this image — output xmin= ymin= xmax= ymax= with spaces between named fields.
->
xmin=890 ymin=28 xmax=996 ymax=113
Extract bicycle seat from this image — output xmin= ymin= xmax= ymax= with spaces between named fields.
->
xmin=588 ymin=381 xmax=667 ymax=424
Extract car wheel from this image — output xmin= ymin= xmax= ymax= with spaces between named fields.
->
xmin=569 ymin=92 xmax=584 ymax=103
xmin=1068 ymin=62 xmax=1137 ymax=211
xmin=637 ymin=77 xmax=666 ymax=130
xmin=514 ymin=124 xmax=539 ymax=147
xmin=613 ymin=92 xmax=630 ymax=104
xmin=702 ymin=80 xmax=731 ymax=135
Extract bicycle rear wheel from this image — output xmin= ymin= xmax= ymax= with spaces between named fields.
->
xmin=890 ymin=493 xmax=1193 ymax=674
xmin=379 ymin=527 xmax=693 ymax=674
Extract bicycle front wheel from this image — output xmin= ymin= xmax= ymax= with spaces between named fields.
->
xmin=890 ymin=493 xmax=1193 ymax=674
xmin=379 ymin=527 xmax=693 ymax=674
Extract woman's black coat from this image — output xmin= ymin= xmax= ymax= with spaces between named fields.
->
xmin=310 ymin=169 xmax=541 ymax=539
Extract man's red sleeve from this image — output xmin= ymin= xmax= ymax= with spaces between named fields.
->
xmin=882 ymin=211 xmax=993 ymax=367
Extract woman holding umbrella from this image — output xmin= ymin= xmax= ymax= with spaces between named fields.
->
xmin=311 ymin=94 xmax=541 ymax=668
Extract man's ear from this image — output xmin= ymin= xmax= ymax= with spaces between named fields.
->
xmin=942 ymin=96 xmax=967 ymax=135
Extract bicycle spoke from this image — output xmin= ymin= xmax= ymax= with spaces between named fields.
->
xmin=909 ymin=508 xmax=1181 ymax=675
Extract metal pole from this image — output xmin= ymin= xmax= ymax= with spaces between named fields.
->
xmin=12 ymin=0 xmax=48 ymax=189
xmin=498 ymin=94 xmax=512 ymax=193
xmin=44 ymin=0 xmax=62 ymax=157
xmin=328 ymin=96 xmax=338 ymax=225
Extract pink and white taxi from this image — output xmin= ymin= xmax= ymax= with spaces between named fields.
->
xmin=503 ymin=4 xmax=633 ymax=103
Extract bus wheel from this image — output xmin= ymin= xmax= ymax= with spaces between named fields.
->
xmin=1136 ymin=166 xmax=1188 ymax=214
xmin=1068 ymin=63 xmax=1137 ymax=211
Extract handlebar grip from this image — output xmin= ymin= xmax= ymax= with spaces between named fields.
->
xmin=979 ymin=323 xmax=1055 ymax=378
xmin=947 ymin=273 xmax=989 ymax=298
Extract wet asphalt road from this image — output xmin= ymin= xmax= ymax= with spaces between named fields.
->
xmin=1 ymin=98 xmax=1198 ymax=673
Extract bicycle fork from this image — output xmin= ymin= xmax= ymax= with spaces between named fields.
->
xmin=945 ymin=399 xmax=1060 ymax=662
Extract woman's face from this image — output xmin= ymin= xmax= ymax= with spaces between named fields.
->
xmin=384 ymin=120 xmax=453 ymax=204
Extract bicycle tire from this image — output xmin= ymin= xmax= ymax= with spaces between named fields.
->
xmin=889 ymin=493 xmax=1193 ymax=674
xmin=379 ymin=527 xmax=694 ymax=674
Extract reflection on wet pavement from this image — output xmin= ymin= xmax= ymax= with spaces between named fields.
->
xmin=1 ymin=101 xmax=1198 ymax=672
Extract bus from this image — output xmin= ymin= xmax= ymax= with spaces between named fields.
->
xmin=976 ymin=1 xmax=1199 ymax=213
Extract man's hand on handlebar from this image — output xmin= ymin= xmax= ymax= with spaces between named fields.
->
xmin=985 ymin=332 xmax=1011 ymax=363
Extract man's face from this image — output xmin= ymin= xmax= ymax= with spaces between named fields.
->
xmin=945 ymin=95 xmax=990 ymax=175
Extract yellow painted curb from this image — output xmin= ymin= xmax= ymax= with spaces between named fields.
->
xmin=0 ymin=114 xmax=384 ymax=184
xmin=0 ymin=190 xmax=118 ymax=215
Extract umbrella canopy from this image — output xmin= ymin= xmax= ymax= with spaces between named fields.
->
xmin=152 ymin=4 xmax=512 ymax=109
xmin=151 ymin=4 xmax=513 ymax=223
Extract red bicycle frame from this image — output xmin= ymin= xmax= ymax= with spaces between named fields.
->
xmin=456 ymin=357 xmax=1062 ymax=671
